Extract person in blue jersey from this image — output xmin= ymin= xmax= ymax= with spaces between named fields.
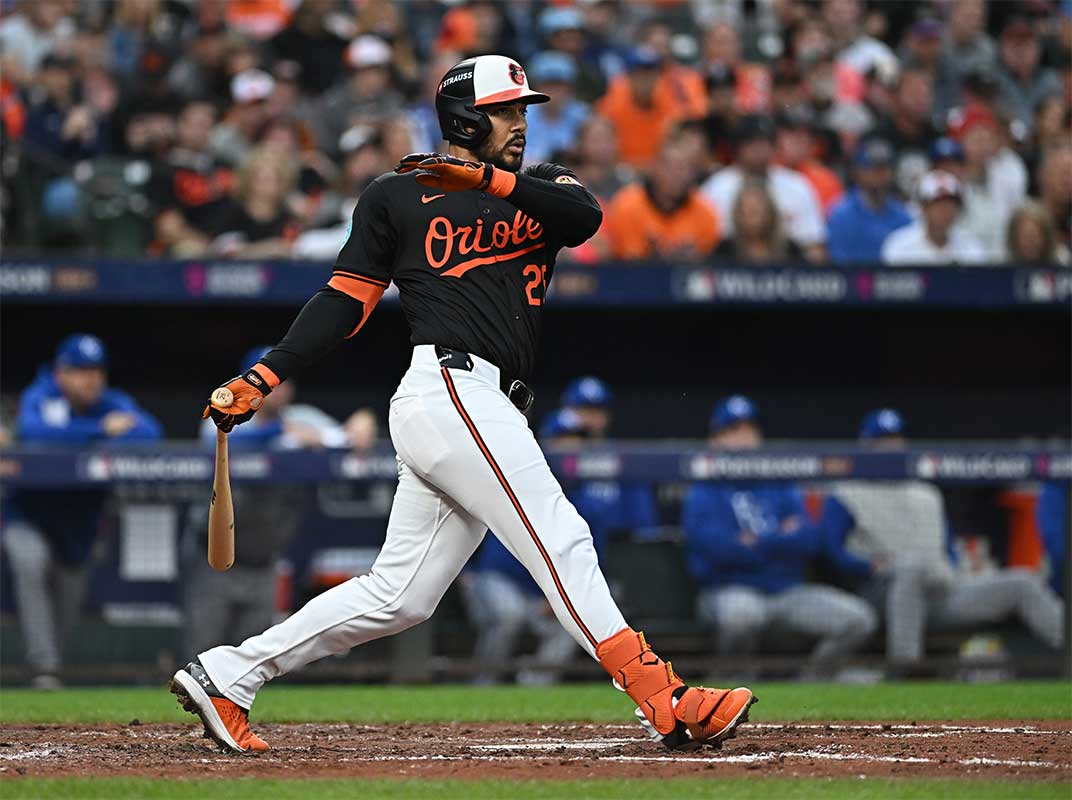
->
xmin=3 ymin=334 xmax=162 ymax=688
xmin=466 ymin=407 xmax=658 ymax=684
xmin=682 ymin=395 xmax=876 ymax=678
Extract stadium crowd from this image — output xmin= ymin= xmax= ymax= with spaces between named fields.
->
xmin=1 ymin=0 xmax=1070 ymax=265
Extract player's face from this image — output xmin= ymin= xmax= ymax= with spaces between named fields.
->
xmin=475 ymin=101 xmax=529 ymax=172
xmin=574 ymin=407 xmax=610 ymax=438
xmin=55 ymin=366 xmax=105 ymax=410
xmin=711 ymin=421 xmax=762 ymax=450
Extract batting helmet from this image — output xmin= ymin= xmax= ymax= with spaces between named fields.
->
xmin=435 ymin=55 xmax=550 ymax=148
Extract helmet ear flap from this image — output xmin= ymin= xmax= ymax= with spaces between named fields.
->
xmin=438 ymin=101 xmax=492 ymax=148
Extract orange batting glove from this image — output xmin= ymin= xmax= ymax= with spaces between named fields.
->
xmin=201 ymin=365 xmax=280 ymax=433
xmin=394 ymin=153 xmax=516 ymax=197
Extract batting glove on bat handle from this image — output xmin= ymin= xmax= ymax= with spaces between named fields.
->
xmin=201 ymin=365 xmax=279 ymax=433
xmin=394 ymin=153 xmax=516 ymax=197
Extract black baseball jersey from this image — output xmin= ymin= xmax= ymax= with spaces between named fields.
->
xmin=331 ymin=163 xmax=601 ymax=381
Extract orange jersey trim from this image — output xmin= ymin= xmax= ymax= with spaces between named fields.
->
xmin=327 ymin=273 xmax=387 ymax=338
xmin=440 ymin=367 xmax=598 ymax=648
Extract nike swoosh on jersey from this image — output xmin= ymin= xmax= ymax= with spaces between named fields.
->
xmin=421 ymin=193 xmax=446 ymax=204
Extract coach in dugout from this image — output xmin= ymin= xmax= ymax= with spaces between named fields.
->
xmin=682 ymin=396 xmax=876 ymax=680
xmin=3 ymin=334 xmax=162 ymax=689
xmin=820 ymin=409 xmax=1064 ymax=672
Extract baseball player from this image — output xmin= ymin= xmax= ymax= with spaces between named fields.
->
xmin=170 ymin=55 xmax=755 ymax=754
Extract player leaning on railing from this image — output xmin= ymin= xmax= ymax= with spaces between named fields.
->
xmin=169 ymin=54 xmax=754 ymax=755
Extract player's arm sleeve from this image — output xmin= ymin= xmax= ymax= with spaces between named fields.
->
xmin=502 ymin=163 xmax=603 ymax=248
xmin=260 ymin=181 xmax=395 ymax=382
xmin=16 ymin=391 xmax=107 ymax=442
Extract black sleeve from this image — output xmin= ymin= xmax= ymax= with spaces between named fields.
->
xmin=258 ymin=177 xmax=397 ymax=382
xmin=259 ymin=287 xmax=365 ymax=382
xmin=333 ymin=177 xmax=396 ymax=284
xmin=507 ymin=163 xmax=603 ymax=248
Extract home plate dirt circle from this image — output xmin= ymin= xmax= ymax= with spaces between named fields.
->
xmin=1 ymin=721 xmax=1069 ymax=782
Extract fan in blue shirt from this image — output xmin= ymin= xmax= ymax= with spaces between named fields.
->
xmin=827 ymin=137 xmax=913 ymax=265
xmin=3 ymin=334 xmax=161 ymax=687
xmin=681 ymin=395 xmax=876 ymax=677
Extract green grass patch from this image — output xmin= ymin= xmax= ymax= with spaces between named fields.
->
xmin=0 ymin=681 xmax=1068 ymax=725
xmin=1 ymin=778 xmax=1068 ymax=800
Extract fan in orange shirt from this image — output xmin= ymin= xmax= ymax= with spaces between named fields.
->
xmin=595 ymin=47 xmax=706 ymax=168
xmin=775 ymin=106 xmax=843 ymax=215
xmin=603 ymin=140 xmax=720 ymax=261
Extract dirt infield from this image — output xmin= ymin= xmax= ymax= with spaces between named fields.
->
xmin=1 ymin=720 xmax=1069 ymax=782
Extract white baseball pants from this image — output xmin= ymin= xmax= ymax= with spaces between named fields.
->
xmin=200 ymin=345 xmax=627 ymax=708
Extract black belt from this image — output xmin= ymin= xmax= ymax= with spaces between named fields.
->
xmin=434 ymin=346 xmax=534 ymax=413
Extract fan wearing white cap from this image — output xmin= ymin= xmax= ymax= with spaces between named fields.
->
xmin=880 ymin=170 xmax=988 ymax=266
xmin=177 ymin=53 xmax=756 ymax=756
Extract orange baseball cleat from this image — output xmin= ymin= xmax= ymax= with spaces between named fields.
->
xmin=597 ymin=627 xmax=757 ymax=750
xmin=170 ymin=660 xmax=268 ymax=753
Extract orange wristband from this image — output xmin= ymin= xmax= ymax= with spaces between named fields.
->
xmin=487 ymin=167 xmax=517 ymax=198
xmin=252 ymin=362 xmax=281 ymax=389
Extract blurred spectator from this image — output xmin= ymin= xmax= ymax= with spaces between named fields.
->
xmin=292 ymin=130 xmax=387 ymax=259
xmin=150 ymin=98 xmax=232 ymax=257
xmin=560 ymin=375 xmax=613 ymax=439
xmin=700 ymin=65 xmax=740 ymax=166
xmin=1005 ymin=201 xmax=1071 ymax=265
xmin=1032 ymin=95 xmax=1071 ymax=164
xmin=0 ymin=0 xmax=74 ymax=86
xmin=602 ymin=138 xmax=720 ymax=261
xmin=523 ymin=51 xmax=589 ymax=164
xmin=928 ymin=135 xmax=966 ymax=177
xmin=539 ymin=5 xmax=606 ymax=103
xmin=226 ymin=0 xmax=294 ymax=41
xmin=569 ymin=115 xmax=633 ymax=202
xmin=1036 ymin=143 xmax=1072 ymax=249
xmin=872 ymin=66 xmax=941 ymax=192
xmin=821 ymin=409 xmax=1064 ymax=670
xmin=24 ymin=55 xmax=109 ymax=162
xmin=166 ymin=21 xmax=231 ymax=102
xmin=712 ymin=180 xmax=802 ymax=264
xmin=210 ymin=68 xmax=276 ymax=167
xmin=595 ymin=46 xmax=704 ymax=168
xmin=314 ymin=35 xmax=404 ymax=158
xmin=881 ymin=170 xmax=987 ymax=266
xmin=935 ymin=0 xmax=996 ymax=116
xmin=211 ymin=147 xmax=300 ymax=258
xmin=344 ymin=408 xmax=380 ymax=452
xmin=1037 ymin=482 xmax=1068 ymax=597
xmin=3 ymin=334 xmax=161 ymax=688
xmin=823 ymin=0 xmax=897 ymax=102
xmin=950 ymin=104 xmax=1028 ymax=260
xmin=682 ymin=395 xmax=877 ymax=679
xmin=827 ymin=137 xmax=911 ymax=266
xmin=994 ymin=18 xmax=1062 ymax=134
xmin=700 ymin=22 xmax=769 ymax=114
xmin=901 ymin=18 xmax=943 ymax=77
xmin=268 ymin=0 xmax=350 ymax=96
xmin=701 ymin=114 xmax=826 ymax=262
xmin=774 ymin=106 xmax=843 ymax=215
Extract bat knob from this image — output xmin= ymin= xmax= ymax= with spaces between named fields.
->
xmin=212 ymin=387 xmax=235 ymax=408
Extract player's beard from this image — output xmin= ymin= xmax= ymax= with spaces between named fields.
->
xmin=476 ymin=136 xmax=525 ymax=173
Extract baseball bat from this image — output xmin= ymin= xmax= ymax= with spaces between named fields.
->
xmin=207 ymin=387 xmax=235 ymax=571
